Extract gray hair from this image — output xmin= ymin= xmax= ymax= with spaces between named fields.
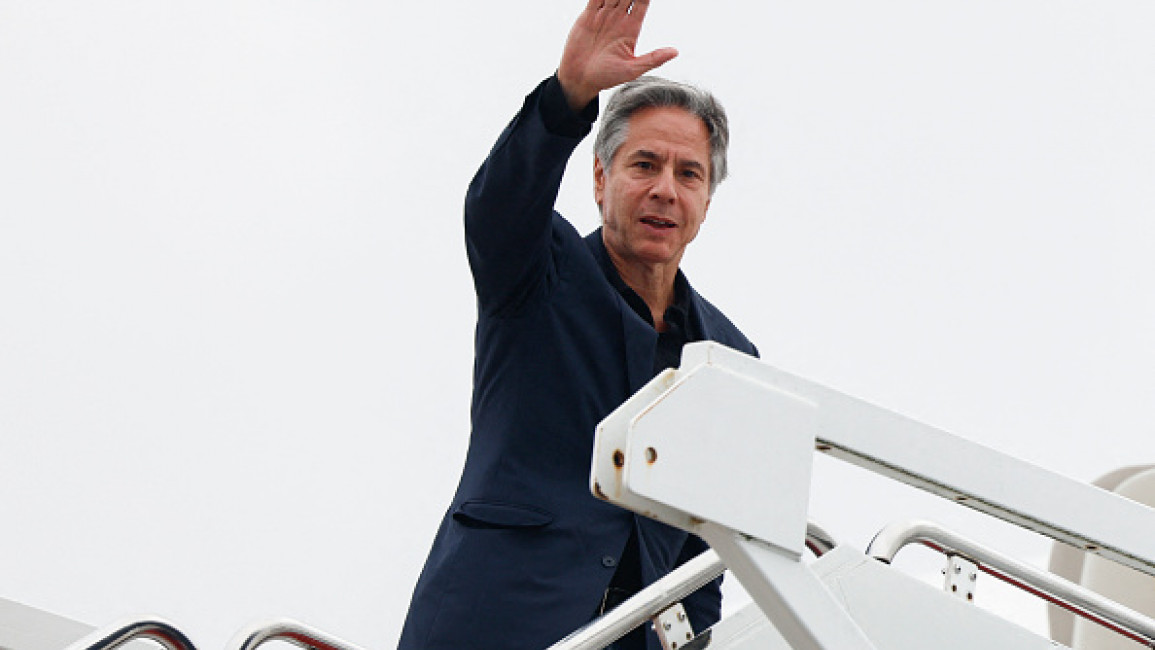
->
xmin=593 ymin=76 xmax=730 ymax=196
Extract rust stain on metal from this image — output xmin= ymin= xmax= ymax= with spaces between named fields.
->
xmin=593 ymin=480 xmax=608 ymax=500
xmin=612 ymin=449 xmax=625 ymax=469
xmin=645 ymin=447 xmax=658 ymax=464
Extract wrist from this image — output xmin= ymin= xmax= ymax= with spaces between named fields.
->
xmin=542 ymin=75 xmax=598 ymax=136
xmin=556 ymin=69 xmax=596 ymax=113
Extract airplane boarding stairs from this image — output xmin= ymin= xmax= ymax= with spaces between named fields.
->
xmin=6 ymin=341 xmax=1155 ymax=650
xmin=563 ymin=341 xmax=1155 ymax=650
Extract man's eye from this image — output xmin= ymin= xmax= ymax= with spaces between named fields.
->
xmin=634 ymin=161 xmax=654 ymax=170
xmin=681 ymin=169 xmax=702 ymax=180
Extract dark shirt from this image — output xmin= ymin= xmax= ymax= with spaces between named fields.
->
xmin=596 ymin=245 xmax=699 ymax=374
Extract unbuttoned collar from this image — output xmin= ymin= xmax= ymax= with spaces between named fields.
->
xmin=587 ymin=227 xmax=694 ymax=335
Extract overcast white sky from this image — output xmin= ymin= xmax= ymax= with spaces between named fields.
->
xmin=2 ymin=1 xmax=1154 ymax=648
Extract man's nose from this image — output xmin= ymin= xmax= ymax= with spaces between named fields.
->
xmin=650 ymin=168 xmax=677 ymax=203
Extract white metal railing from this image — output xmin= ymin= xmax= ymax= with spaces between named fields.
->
xmin=547 ymin=521 xmax=837 ymax=650
xmin=53 ymin=524 xmax=834 ymax=650
xmin=868 ymin=519 xmax=1155 ymax=647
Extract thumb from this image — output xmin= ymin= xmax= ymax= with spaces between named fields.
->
xmin=633 ymin=47 xmax=679 ymax=75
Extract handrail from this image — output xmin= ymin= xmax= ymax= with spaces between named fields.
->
xmin=228 ymin=619 xmax=370 ymax=650
xmin=804 ymin=520 xmax=836 ymax=558
xmin=867 ymin=519 xmax=1155 ymax=647
xmin=56 ymin=522 xmax=834 ymax=650
xmin=64 ymin=618 xmax=197 ymax=650
xmin=547 ymin=521 xmax=837 ymax=650
xmin=548 ymin=548 xmax=723 ymax=650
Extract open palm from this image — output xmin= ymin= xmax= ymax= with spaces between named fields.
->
xmin=558 ymin=0 xmax=678 ymax=110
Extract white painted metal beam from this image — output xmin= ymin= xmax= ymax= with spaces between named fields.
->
xmin=675 ymin=342 xmax=1155 ymax=576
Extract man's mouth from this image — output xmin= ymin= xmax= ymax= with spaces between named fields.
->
xmin=640 ymin=216 xmax=676 ymax=229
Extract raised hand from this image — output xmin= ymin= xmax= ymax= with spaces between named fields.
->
xmin=557 ymin=0 xmax=678 ymax=111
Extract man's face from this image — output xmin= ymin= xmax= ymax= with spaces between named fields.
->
xmin=595 ymin=106 xmax=712 ymax=273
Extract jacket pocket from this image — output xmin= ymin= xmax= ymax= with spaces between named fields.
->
xmin=452 ymin=499 xmax=554 ymax=529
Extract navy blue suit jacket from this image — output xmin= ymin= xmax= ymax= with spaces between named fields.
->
xmin=398 ymin=78 xmax=758 ymax=650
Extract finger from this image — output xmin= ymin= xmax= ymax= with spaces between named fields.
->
xmin=582 ymin=0 xmax=608 ymax=16
xmin=634 ymin=46 xmax=679 ymax=74
xmin=626 ymin=0 xmax=652 ymax=20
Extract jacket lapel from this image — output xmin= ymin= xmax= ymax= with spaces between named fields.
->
xmin=620 ymin=305 xmax=657 ymax=393
xmin=687 ymin=281 xmax=715 ymax=341
xmin=584 ymin=230 xmax=657 ymax=393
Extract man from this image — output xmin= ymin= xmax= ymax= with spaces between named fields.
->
xmin=398 ymin=2 xmax=757 ymax=648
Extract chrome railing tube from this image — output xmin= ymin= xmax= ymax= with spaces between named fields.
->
xmin=64 ymin=618 xmax=196 ymax=650
xmin=548 ymin=522 xmax=837 ymax=650
xmin=805 ymin=521 xmax=836 ymax=558
xmin=867 ymin=519 xmax=1155 ymax=646
xmin=547 ymin=549 xmax=725 ymax=650
xmin=228 ymin=619 xmax=370 ymax=650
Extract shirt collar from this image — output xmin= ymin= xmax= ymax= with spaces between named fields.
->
xmin=588 ymin=227 xmax=695 ymax=331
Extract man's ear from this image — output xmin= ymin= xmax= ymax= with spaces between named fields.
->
xmin=593 ymin=156 xmax=606 ymax=208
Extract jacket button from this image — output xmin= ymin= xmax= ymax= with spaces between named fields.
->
xmin=602 ymin=555 xmax=617 ymax=568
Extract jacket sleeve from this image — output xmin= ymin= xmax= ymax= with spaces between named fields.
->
xmin=464 ymin=76 xmax=598 ymax=317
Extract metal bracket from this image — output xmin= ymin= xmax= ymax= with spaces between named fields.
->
xmin=651 ymin=602 xmax=695 ymax=650
xmin=943 ymin=554 xmax=979 ymax=603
